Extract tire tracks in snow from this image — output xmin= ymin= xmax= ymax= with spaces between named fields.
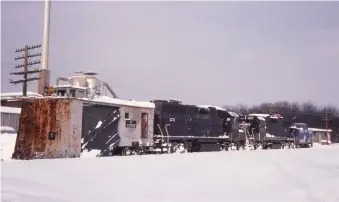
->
xmin=266 ymin=155 xmax=337 ymax=202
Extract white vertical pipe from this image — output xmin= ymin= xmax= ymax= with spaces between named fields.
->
xmin=41 ymin=0 xmax=51 ymax=70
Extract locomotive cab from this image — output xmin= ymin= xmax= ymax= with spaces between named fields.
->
xmin=223 ymin=111 xmax=239 ymax=139
xmin=265 ymin=114 xmax=290 ymax=137
xmin=290 ymin=123 xmax=313 ymax=148
xmin=239 ymin=115 xmax=266 ymax=142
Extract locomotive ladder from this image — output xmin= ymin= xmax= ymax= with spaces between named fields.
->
xmin=245 ymin=128 xmax=256 ymax=150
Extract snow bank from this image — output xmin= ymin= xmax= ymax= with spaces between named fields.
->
xmin=0 ymin=126 xmax=17 ymax=134
xmin=80 ymin=149 xmax=101 ymax=158
xmin=2 ymin=144 xmax=339 ymax=202
xmin=1 ymin=132 xmax=17 ymax=161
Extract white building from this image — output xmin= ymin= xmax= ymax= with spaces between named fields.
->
xmin=1 ymin=106 xmax=21 ymax=133
xmin=309 ymin=128 xmax=332 ymax=144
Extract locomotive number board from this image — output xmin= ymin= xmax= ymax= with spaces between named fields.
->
xmin=126 ymin=120 xmax=137 ymax=128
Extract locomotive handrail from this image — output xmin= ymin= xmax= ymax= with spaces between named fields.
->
xmin=157 ymin=124 xmax=165 ymax=153
xmin=165 ymin=124 xmax=171 ymax=154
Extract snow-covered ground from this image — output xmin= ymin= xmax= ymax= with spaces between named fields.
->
xmin=0 ymin=131 xmax=17 ymax=161
xmin=1 ymin=130 xmax=339 ymax=202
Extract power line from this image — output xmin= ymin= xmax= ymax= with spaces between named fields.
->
xmin=9 ymin=44 xmax=42 ymax=96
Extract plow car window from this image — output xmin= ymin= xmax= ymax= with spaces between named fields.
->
xmin=125 ymin=112 xmax=129 ymax=119
xmin=70 ymin=90 xmax=76 ymax=97
xmin=57 ymin=90 xmax=66 ymax=96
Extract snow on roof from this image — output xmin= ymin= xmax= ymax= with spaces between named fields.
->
xmin=1 ymin=106 xmax=21 ymax=114
xmin=228 ymin=111 xmax=239 ymax=117
xmin=168 ymin=98 xmax=182 ymax=102
xmin=290 ymin=124 xmax=308 ymax=130
xmin=81 ymin=96 xmax=155 ymax=109
xmin=248 ymin=113 xmax=270 ymax=117
xmin=308 ymin=128 xmax=332 ymax=132
xmin=0 ymin=92 xmax=43 ymax=100
xmin=196 ymin=105 xmax=226 ymax=111
xmin=54 ymin=85 xmax=87 ymax=90
xmin=257 ymin=116 xmax=266 ymax=121
xmin=270 ymin=116 xmax=280 ymax=119
xmin=269 ymin=114 xmax=283 ymax=119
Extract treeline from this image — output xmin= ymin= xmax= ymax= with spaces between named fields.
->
xmin=223 ymin=101 xmax=339 ymax=142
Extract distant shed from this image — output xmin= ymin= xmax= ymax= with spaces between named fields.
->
xmin=309 ymin=128 xmax=332 ymax=144
xmin=1 ymin=106 xmax=21 ymax=133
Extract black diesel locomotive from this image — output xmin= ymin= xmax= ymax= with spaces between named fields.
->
xmin=238 ymin=114 xmax=294 ymax=149
xmin=152 ymin=99 xmax=240 ymax=153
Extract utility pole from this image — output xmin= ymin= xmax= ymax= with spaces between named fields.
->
xmin=321 ymin=108 xmax=332 ymax=144
xmin=269 ymin=102 xmax=274 ymax=115
xmin=325 ymin=108 xmax=330 ymax=144
xmin=10 ymin=45 xmax=42 ymax=96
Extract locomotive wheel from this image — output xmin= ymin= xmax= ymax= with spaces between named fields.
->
xmin=122 ymin=148 xmax=136 ymax=156
xmin=228 ymin=143 xmax=236 ymax=151
xmin=122 ymin=148 xmax=131 ymax=156
xmin=255 ymin=144 xmax=263 ymax=150
xmin=219 ymin=143 xmax=228 ymax=151
xmin=219 ymin=145 xmax=225 ymax=151
xmin=237 ymin=143 xmax=246 ymax=150
xmin=289 ymin=142 xmax=296 ymax=149
xmin=173 ymin=143 xmax=187 ymax=153
xmin=172 ymin=143 xmax=179 ymax=153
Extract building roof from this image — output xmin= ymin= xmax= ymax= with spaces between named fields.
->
xmin=308 ymin=128 xmax=332 ymax=132
xmin=0 ymin=92 xmax=43 ymax=100
xmin=81 ymin=96 xmax=155 ymax=109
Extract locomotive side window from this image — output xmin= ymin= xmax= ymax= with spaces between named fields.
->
xmin=57 ymin=89 xmax=66 ymax=96
xmin=197 ymin=107 xmax=209 ymax=114
xmin=78 ymin=91 xmax=85 ymax=98
xmin=125 ymin=112 xmax=129 ymax=119
xmin=196 ymin=107 xmax=209 ymax=119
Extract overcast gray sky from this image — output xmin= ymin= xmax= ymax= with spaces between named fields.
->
xmin=1 ymin=1 xmax=339 ymax=107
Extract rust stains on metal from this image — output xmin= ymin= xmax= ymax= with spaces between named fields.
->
xmin=12 ymin=98 xmax=73 ymax=160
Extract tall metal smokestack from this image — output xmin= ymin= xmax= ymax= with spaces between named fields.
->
xmin=41 ymin=0 xmax=51 ymax=70
xmin=38 ymin=0 xmax=51 ymax=95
